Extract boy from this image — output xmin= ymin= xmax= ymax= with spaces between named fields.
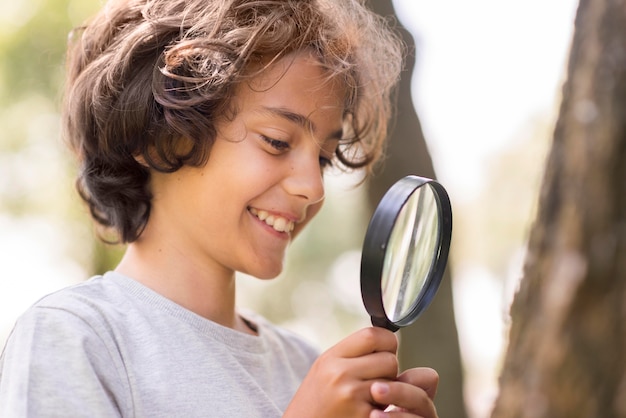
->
xmin=0 ymin=0 xmax=439 ymax=416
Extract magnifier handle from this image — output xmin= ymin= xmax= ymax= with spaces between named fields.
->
xmin=371 ymin=316 xmax=400 ymax=332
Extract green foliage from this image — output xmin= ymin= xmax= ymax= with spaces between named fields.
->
xmin=0 ymin=0 xmax=99 ymax=104
xmin=0 ymin=0 xmax=99 ymax=204
xmin=0 ymin=0 xmax=105 ymax=272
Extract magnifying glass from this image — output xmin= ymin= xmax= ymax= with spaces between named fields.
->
xmin=360 ymin=175 xmax=452 ymax=331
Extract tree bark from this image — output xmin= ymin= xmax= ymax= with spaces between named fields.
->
xmin=368 ymin=2 xmax=468 ymax=417
xmin=493 ymin=0 xmax=626 ymax=416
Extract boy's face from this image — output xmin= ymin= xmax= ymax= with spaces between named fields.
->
xmin=148 ymin=52 xmax=344 ymax=280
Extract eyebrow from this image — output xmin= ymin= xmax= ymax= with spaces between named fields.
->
xmin=260 ymin=106 xmax=344 ymax=142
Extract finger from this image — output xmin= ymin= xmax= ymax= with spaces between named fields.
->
xmin=370 ymin=407 xmax=435 ymax=418
xmin=337 ymin=351 xmax=398 ymax=381
xmin=370 ymin=381 xmax=437 ymax=418
xmin=397 ymin=368 xmax=439 ymax=400
xmin=329 ymin=327 xmax=398 ymax=358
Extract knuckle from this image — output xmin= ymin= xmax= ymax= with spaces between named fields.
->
xmin=359 ymin=327 xmax=396 ymax=352
xmin=359 ymin=327 xmax=379 ymax=348
xmin=335 ymin=380 xmax=361 ymax=403
xmin=383 ymin=352 xmax=399 ymax=373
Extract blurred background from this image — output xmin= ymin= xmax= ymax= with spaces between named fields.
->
xmin=0 ymin=0 xmax=577 ymax=416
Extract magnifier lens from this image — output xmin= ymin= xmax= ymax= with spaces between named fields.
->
xmin=361 ymin=175 xmax=452 ymax=331
xmin=381 ymin=184 xmax=440 ymax=322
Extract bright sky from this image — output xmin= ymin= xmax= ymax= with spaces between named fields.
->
xmin=393 ymin=0 xmax=578 ymax=201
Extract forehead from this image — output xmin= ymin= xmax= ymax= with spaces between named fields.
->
xmin=236 ymin=52 xmax=348 ymax=117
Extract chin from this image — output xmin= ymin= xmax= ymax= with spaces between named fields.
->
xmin=254 ymin=269 xmax=283 ymax=280
xmin=244 ymin=262 xmax=284 ymax=280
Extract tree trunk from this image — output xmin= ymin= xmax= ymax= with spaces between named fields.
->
xmin=368 ymin=2 xmax=467 ymax=417
xmin=493 ymin=0 xmax=626 ymax=416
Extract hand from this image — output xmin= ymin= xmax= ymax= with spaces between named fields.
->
xmin=283 ymin=327 xmax=439 ymax=418
xmin=369 ymin=367 xmax=439 ymax=418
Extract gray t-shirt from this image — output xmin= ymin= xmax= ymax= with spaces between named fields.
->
xmin=0 ymin=272 xmax=319 ymax=417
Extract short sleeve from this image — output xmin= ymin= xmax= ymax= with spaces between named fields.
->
xmin=0 ymin=306 xmax=131 ymax=417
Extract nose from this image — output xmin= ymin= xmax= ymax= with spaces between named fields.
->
xmin=283 ymin=155 xmax=325 ymax=204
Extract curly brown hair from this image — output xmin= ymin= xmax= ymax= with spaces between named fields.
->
xmin=63 ymin=0 xmax=404 ymax=243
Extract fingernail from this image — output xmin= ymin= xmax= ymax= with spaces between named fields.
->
xmin=371 ymin=410 xmax=388 ymax=418
xmin=372 ymin=382 xmax=390 ymax=395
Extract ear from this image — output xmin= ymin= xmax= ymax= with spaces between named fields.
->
xmin=133 ymin=152 xmax=150 ymax=168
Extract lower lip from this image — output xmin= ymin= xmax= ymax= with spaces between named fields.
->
xmin=249 ymin=210 xmax=290 ymax=240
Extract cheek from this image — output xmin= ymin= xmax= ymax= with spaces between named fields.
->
xmin=292 ymin=200 xmax=324 ymax=239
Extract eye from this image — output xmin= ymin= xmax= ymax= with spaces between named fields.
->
xmin=260 ymin=135 xmax=289 ymax=152
xmin=319 ymin=155 xmax=334 ymax=169
xmin=319 ymin=142 xmax=338 ymax=171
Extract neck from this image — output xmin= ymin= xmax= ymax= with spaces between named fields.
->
xmin=115 ymin=239 xmax=241 ymax=330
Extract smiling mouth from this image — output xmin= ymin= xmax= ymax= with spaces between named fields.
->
xmin=249 ymin=208 xmax=295 ymax=233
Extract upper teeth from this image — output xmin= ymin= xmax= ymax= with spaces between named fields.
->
xmin=250 ymin=208 xmax=295 ymax=233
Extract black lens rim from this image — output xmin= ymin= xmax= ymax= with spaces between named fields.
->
xmin=360 ymin=175 xmax=452 ymax=331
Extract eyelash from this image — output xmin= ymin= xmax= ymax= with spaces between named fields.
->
xmin=260 ymin=135 xmax=289 ymax=151
xmin=319 ymin=155 xmax=333 ymax=169
xmin=260 ymin=135 xmax=334 ymax=169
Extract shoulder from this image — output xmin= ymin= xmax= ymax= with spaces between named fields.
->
xmin=4 ymin=272 xmax=147 ymax=359
xmin=21 ymin=274 xmax=129 ymax=329
xmin=0 ymin=274 xmax=135 ymax=416
xmin=3 ymin=274 xmax=132 ymax=359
